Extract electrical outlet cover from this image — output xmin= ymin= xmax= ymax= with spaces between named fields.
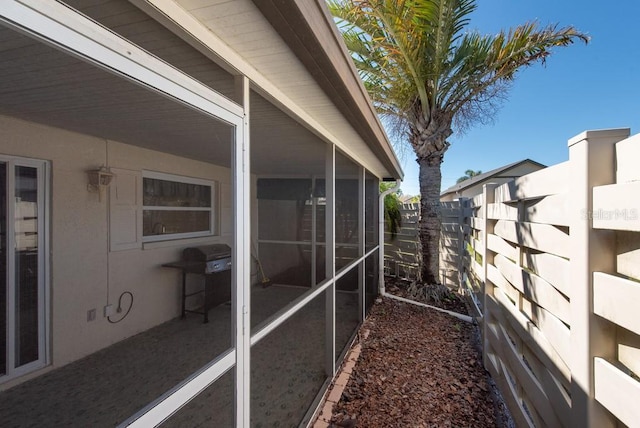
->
xmin=104 ymin=304 xmax=114 ymax=317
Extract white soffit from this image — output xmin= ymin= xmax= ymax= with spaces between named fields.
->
xmin=139 ymin=0 xmax=393 ymax=178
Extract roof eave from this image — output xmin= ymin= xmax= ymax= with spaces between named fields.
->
xmin=441 ymin=159 xmax=547 ymax=195
xmin=251 ymin=0 xmax=403 ymax=180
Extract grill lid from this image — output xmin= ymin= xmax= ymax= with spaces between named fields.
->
xmin=183 ymin=244 xmax=231 ymax=262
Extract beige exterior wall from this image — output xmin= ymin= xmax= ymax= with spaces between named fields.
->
xmin=0 ymin=115 xmax=242 ymax=388
xmin=440 ymin=163 xmax=544 ymax=202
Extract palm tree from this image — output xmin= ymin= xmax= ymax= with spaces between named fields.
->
xmin=329 ymin=0 xmax=588 ymax=285
xmin=456 ymin=169 xmax=482 ymax=183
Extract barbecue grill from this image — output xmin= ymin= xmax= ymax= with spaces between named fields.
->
xmin=183 ymin=244 xmax=232 ymax=274
xmin=163 ymin=244 xmax=232 ymax=323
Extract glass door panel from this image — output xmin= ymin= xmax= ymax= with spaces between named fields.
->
xmin=0 ymin=158 xmax=46 ymax=382
xmin=14 ymin=165 xmax=40 ymax=367
xmin=0 ymin=162 xmax=6 ymax=376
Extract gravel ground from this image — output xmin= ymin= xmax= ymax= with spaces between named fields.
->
xmin=329 ymin=281 xmax=513 ymax=427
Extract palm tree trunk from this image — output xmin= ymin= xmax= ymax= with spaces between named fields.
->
xmin=418 ymin=156 xmax=442 ymax=284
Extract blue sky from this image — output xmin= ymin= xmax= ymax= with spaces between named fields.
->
xmin=396 ymin=0 xmax=640 ymax=196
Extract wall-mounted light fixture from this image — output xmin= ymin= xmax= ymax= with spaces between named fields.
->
xmin=87 ymin=166 xmax=114 ymax=200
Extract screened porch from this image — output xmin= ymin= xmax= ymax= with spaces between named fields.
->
xmin=0 ymin=2 xmax=391 ymax=425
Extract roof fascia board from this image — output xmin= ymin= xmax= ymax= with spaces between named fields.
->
xmin=131 ymin=0 xmax=397 ymax=178
xmin=298 ymin=0 xmax=403 ymax=175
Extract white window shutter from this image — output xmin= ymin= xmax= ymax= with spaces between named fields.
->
xmin=109 ymin=168 xmax=142 ymax=251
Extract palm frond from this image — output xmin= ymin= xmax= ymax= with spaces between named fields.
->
xmin=444 ymin=22 xmax=588 ymax=114
xmin=329 ymin=0 xmax=589 ymax=138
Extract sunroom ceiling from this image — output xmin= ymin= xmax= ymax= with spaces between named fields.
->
xmin=0 ymin=23 xmax=325 ymax=176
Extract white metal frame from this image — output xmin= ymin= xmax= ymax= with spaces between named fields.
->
xmin=141 ymin=170 xmax=218 ymax=243
xmin=119 ymin=349 xmax=236 ymax=426
xmin=0 ymin=155 xmax=50 ymax=384
xmin=236 ymin=75 xmax=252 ymax=427
xmin=358 ymin=167 xmax=365 ymax=321
xmin=249 ymin=245 xmax=379 ymax=350
xmin=311 ymin=176 xmax=319 ymax=287
xmin=325 ymin=144 xmax=336 ymax=376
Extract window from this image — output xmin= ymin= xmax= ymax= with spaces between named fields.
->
xmin=142 ymin=172 xmax=217 ymax=242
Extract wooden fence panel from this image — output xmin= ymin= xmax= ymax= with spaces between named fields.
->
xmin=448 ymin=131 xmax=640 ymax=427
xmin=487 ymin=263 xmax=571 ymax=369
xmin=471 ymin=193 xmax=484 ymax=210
xmin=493 ymin=220 xmax=570 ymax=258
xmin=384 ymin=202 xmax=421 ymax=281
xmin=487 ymin=202 xmax=518 ymax=221
xmin=593 ymin=273 xmax=640 ymax=335
xmin=615 ymin=132 xmax=640 ymax=183
xmin=486 ymin=290 xmax=571 ymax=427
xmin=491 ymin=289 xmax=571 ymax=385
xmin=470 ymin=258 xmax=482 ymax=279
xmin=617 ymin=230 xmax=640 ymax=280
xmin=496 ymin=322 xmax=563 ymax=428
xmin=388 ymin=239 xmax=420 ymax=253
xmin=484 ymin=321 xmax=536 ymax=428
xmin=521 ymin=251 xmax=570 ymax=298
xmin=486 ymin=234 xmax=519 ymax=262
xmin=493 ymin=254 xmax=570 ymax=326
xmin=439 ymin=236 xmax=459 ymax=249
xmin=494 ymin=161 xmax=570 ymax=203
xmin=524 ymin=194 xmax=571 ymax=227
xmin=468 ymin=216 xmax=484 ymax=231
xmin=463 ymin=273 xmax=483 ymax=319
xmin=440 ymin=223 xmax=459 ymax=234
xmin=592 ymin=182 xmax=640 ymax=231
xmin=522 ymin=346 xmax=572 ymax=428
xmin=594 ymin=358 xmax=640 ymax=428
xmin=618 ymin=328 xmax=640 ymax=381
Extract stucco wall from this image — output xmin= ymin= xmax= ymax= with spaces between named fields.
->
xmin=0 ymin=115 xmax=242 ymax=387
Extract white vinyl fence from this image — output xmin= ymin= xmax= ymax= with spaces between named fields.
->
xmin=384 ymin=202 xmax=467 ymax=288
xmin=384 ymin=202 xmax=420 ymax=281
xmin=452 ymin=129 xmax=640 ymax=427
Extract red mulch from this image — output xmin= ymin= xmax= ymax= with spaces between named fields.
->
xmin=329 ymin=279 xmax=511 ymax=427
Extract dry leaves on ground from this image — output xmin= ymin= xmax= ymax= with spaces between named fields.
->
xmin=330 ymin=284 xmax=509 ymax=427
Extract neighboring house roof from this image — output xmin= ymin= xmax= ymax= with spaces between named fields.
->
xmin=399 ymin=194 xmax=418 ymax=204
xmin=441 ymin=159 xmax=546 ymax=197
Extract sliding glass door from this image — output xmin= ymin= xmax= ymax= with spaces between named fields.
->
xmin=0 ymin=157 xmax=48 ymax=381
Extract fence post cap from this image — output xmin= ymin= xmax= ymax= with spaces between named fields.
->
xmin=568 ymin=128 xmax=630 ymax=147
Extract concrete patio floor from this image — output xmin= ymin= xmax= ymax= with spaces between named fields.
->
xmin=0 ymin=284 xmax=360 ymax=427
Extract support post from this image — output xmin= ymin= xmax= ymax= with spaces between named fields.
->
xmin=358 ymin=167 xmax=365 ymax=322
xmin=325 ymin=144 xmax=336 ymax=377
xmin=311 ymin=176 xmax=317 ymax=287
xmin=234 ymin=74 xmax=251 ymax=427
xmin=568 ymin=128 xmax=629 ymax=428
xmin=456 ymin=197 xmax=469 ymax=293
xmin=481 ymin=183 xmax=497 ymax=370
